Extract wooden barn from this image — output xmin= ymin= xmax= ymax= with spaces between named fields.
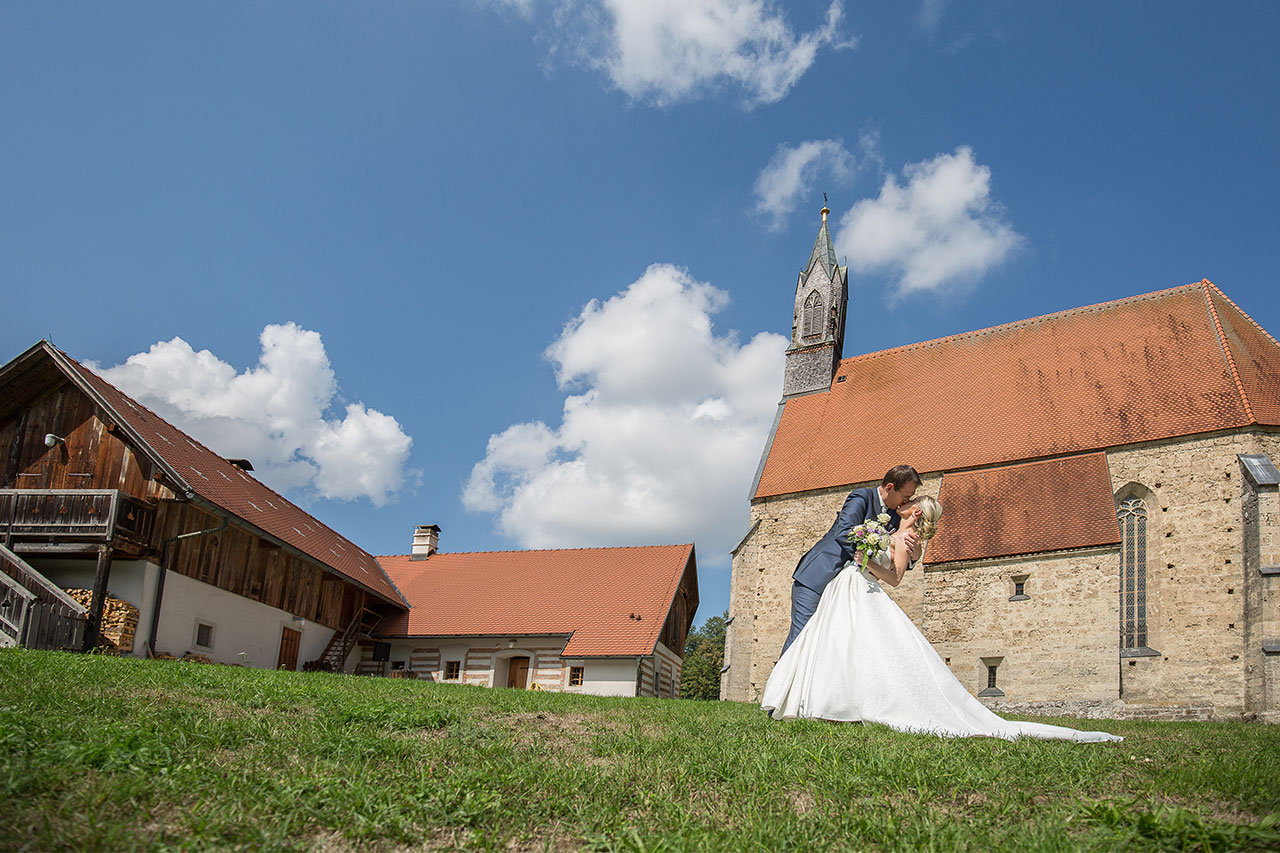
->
xmin=0 ymin=341 xmax=408 ymax=670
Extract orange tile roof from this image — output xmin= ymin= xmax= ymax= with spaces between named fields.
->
xmin=923 ymin=453 xmax=1121 ymax=565
xmin=756 ymin=281 xmax=1279 ymax=499
xmin=45 ymin=346 xmax=405 ymax=607
xmin=376 ymin=544 xmax=696 ymax=657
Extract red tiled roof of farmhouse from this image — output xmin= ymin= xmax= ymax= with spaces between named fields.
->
xmin=47 ymin=347 xmax=405 ymax=606
xmin=377 ymin=544 xmax=697 ymax=657
xmin=755 ymin=280 xmax=1280 ymax=499
xmin=923 ymin=453 xmax=1122 ymax=565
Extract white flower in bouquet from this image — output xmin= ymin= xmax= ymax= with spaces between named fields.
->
xmin=848 ymin=516 xmax=892 ymax=567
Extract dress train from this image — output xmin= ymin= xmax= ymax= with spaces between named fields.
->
xmin=761 ymin=563 xmax=1122 ymax=743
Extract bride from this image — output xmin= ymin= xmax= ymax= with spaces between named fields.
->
xmin=761 ymin=496 xmax=1122 ymax=743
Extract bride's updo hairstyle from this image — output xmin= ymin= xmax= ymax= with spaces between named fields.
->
xmin=913 ymin=496 xmax=942 ymax=541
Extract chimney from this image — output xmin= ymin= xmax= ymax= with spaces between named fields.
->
xmin=411 ymin=524 xmax=441 ymax=560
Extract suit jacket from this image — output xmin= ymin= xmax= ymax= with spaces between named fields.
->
xmin=792 ymin=486 xmax=901 ymax=594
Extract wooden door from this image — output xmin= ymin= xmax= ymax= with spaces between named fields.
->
xmin=277 ymin=626 xmax=301 ymax=670
xmin=506 ymin=657 xmax=529 ymax=689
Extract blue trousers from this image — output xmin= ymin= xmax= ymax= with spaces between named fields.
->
xmin=781 ymin=581 xmax=823 ymax=654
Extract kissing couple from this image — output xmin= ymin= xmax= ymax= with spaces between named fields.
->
xmin=761 ymin=465 xmax=1122 ymax=742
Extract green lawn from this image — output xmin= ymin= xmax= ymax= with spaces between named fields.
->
xmin=1 ymin=649 xmax=1276 ymax=851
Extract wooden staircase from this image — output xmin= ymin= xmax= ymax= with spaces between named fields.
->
xmin=0 ymin=544 xmax=87 ymax=651
xmin=306 ymin=607 xmax=382 ymax=673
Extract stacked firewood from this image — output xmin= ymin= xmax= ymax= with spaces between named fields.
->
xmin=64 ymin=589 xmax=140 ymax=653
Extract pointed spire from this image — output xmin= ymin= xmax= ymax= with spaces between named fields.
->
xmin=803 ymin=204 xmax=838 ymax=284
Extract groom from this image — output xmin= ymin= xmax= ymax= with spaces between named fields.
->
xmin=781 ymin=465 xmax=923 ymax=654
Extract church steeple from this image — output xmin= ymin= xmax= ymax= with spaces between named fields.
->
xmin=782 ymin=205 xmax=848 ymax=398
xmin=804 ymin=205 xmax=839 ymax=285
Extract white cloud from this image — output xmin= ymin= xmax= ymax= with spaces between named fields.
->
xmin=916 ymin=0 xmax=948 ymax=32
xmin=92 ymin=323 xmax=415 ymax=506
xmin=463 ymin=264 xmax=786 ymax=564
xmin=753 ymin=135 xmax=876 ymax=230
xmin=833 ymin=146 xmax=1023 ymax=298
xmin=488 ymin=0 xmax=853 ymax=108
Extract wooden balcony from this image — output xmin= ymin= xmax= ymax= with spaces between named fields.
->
xmin=0 ymin=489 xmax=156 ymax=549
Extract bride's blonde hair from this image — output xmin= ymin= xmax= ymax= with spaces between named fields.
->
xmin=913 ymin=495 xmax=942 ymax=541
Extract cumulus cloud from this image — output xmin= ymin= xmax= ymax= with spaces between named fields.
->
xmin=92 ymin=323 xmax=415 ymax=506
xmin=753 ymin=135 xmax=877 ymax=230
xmin=464 ymin=264 xmax=786 ymax=563
xmin=833 ymin=146 xmax=1022 ymax=299
xmin=488 ymin=0 xmax=853 ymax=108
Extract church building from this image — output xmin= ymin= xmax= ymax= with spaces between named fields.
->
xmin=723 ymin=208 xmax=1280 ymax=721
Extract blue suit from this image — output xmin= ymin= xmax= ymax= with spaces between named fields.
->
xmin=782 ymin=487 xmax=901 ymax=653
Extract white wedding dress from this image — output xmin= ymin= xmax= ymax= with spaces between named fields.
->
xmin=762 ymin=557 xmax=1122 ymax=742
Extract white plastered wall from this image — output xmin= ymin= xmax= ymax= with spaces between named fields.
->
xmin=378 ymin=636 xmax=643 ymax=696
xmin=153 ymin=570 xmax=333 ymax=668
xmin=25 ymin=558 xmax=334 ymax=668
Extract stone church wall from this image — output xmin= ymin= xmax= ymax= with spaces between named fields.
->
xmin=1104 ymin=432 xmax=1258 ymax=714
xmin=923 ymin=549 xmax=1120 ymax=702
xmin=1243 ymin=431 xmax=1280 ymax=719
xmin=725 ymin=428 xmax=1277 ymax=717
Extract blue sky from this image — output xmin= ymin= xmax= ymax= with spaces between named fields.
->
xmin=3 ymin=2 xmax=1278 ymax=627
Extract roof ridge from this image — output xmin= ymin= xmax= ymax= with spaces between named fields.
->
xmin=1205 ymin=279 xmax=1280 ymax=349
xmin=44 ymin=344 xmax=193 ymax=495
xmin=838 ymin=282 xmax=1205 ymax=366
xmin=62 ymin=346 xmax=384 ymax=564
xmin=1200 ymin=281 xmax=1255 ymax=423
xmin=938 ymin=451 xmax=1109 ymax=477
xmin=377 ymin=543 xmax=694 ymax=558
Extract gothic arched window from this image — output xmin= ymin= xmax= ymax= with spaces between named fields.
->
xmin=803 ymin=291 xmax=823 ymax=338
xmin=1117 ymin=497 xmax=1148 ymax=649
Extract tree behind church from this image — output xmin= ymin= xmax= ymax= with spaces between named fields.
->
xmin=681 ymin=611 xmax=727 ymax=700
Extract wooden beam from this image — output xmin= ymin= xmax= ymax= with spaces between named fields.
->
xmin=12 ymin=542 xmax=104 ymax=555
xmin=83 ymin=544 xmax=113 ymax=651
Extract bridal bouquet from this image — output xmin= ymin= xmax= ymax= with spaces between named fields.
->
xmin=848 ymin=512 xmax=893 ymax=568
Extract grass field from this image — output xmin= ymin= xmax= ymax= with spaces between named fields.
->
xmin=1 ymin=649 xmax=1277 ymax=851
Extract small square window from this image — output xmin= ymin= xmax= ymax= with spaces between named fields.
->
xmin=1009 ymin=574 xmax=1030 ymax=602
xmin=569 ymin=666 xmax=584 ymax=686
xmin=194 ymin=622 xmax=215 ymax=650
xmin=444 ymin=660 xmax=461 ymax=680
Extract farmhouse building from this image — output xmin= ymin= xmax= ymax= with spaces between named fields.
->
xmin=366 ymin=530 xmax=698 ymax=697
xmin=0 ymin=342 xmax=698 ymax=696
xmin=723 ymin=209 xmax=1280 ymax=721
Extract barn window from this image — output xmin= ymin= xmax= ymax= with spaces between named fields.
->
xmin=569 ymin=666 xmax=584 ymax=686
xmin=802 ymin=290 xmax=824 ymax=337
xmin=193 ymin=621 xmax=215 ymax=650
xmin=443 ymin=660 xmax=461 ymax=680
xmin=1117 ymin=497 xmax=1149 ymax=650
